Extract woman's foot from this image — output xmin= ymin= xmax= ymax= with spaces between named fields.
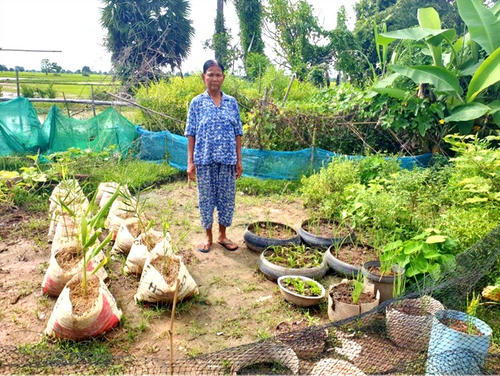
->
xmin=198 ymin=241 xmax=212 ymax=253
xmin=217 ymin=238 xmax=238 ymax=251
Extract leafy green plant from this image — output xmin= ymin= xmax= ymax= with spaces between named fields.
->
xmin=351 ymin=273 xmax=364 ymax=304
xmin=377 ymin=1 xmax=500 ymax=134
xmin=282 ymin=277 xmax=322 ymax=297
xmin=381 ymin=228 xmax=458 ymax=280
xmin=267 ymin=244 xmax=323 ymax=269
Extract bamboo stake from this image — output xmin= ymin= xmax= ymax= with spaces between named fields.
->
xmin=169 ymin=279 xmax=180 ymax=376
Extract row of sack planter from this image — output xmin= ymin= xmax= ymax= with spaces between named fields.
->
xmin=41 ymin=180 xmax=198 ymax=340
xmin=244 ymin=219 xmax=493 ymax=375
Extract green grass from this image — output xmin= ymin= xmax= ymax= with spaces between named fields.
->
xmin=236 ymin=177 xmax=301 ymax=195
xmin=75 ymin=159 xmax=183 ymax=195
xmin=0 ymin=71 xmax=115 ymax=83
xmin=0 ymin=71 xmax=119 ymax=99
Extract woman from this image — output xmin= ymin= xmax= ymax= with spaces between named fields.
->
xmin=185 ymin=60 xmax=243 ymax=253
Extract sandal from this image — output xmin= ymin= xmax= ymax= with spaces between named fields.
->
xmin=198 ymin=243 xmax=211 ymax=253
xmin=218 ymin=240 xmax=238 ymax=251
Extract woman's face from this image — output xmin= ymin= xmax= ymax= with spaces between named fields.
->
xmin=202 ymin=65 xmax=225 ymax=93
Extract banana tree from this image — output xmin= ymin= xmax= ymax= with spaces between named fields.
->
xmin=375 ymin=0 xmax=500 ymax=130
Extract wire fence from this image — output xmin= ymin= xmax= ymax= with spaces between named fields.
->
xmin=1 ymin=225 xmax=498 ymax=375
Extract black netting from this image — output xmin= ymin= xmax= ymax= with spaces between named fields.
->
xmin=0 ymin=225 xmax=498 ymax=375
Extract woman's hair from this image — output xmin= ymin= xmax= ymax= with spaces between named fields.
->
xmin=203 ymin=60 xmax=225 ymax=74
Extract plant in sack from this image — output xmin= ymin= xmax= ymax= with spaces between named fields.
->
xmin=45 ymin=187 xmax=123 ymax=340
xmin=112 ymin=187 xmax=153 ymax=255
xmin=135 ymin=224 xmax=198 ymax=304
xmin=42 ymin=181 xmax=109 ymax=296
xmin=47 ymin=179 xmax=89 ymax=242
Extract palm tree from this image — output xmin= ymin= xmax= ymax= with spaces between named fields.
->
xmin=101 ymin=0 xmax=194 ymax=83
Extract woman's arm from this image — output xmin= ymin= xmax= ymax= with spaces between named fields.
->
xmin=235 ymin=135 xmax=243 ymax=179
xmin=187 ymin=135 xmax=196 ymax=181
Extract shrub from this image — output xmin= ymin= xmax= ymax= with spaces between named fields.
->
xmin=21 ymin=85 xmax=36 ymax=98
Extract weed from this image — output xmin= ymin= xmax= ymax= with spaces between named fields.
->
xmin=256 ymin=328 xmax=272 ymax=340
xmin=187 ymin=346 xmax=202 ymax=358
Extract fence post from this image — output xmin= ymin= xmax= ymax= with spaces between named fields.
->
xmin=90 ymin=84 xmax=96 ymax=117
xmin=62 ymin=92 xmax=71 ymax=116
xmin=15 ymin=68 xmax=20 ymax=97
xmin=283 ymin=73 xmax=296 ymax=103
xmin=310 ymin=126 xmax=317 ymax=172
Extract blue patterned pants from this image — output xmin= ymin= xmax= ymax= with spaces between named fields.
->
xmin=196 ymin=163 xmax=236 ymax=229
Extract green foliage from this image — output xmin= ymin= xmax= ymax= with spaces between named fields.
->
xmin=376 ymin=1 xmax=500 ymax=137
xmin=235 ymin=0 xmax=265 ymax=62
xmin=282 ymin=277 xmax=322 ymax=297
xmin=265 ymin=0 xmax=331 ymax=80
xmin=245 ymin=52 xmax=270 ymax=81
xmin=101 ymin=0 xmax=194 ymax=82
xmin=381 ymin=228 xmax=458 ymax=280
xmin=236 ymin=177 xmax=301 ymax=196
xmin=302 ymin=134 xmax=499 ymax=258
xmin=300 ymin=159 xmax=359 ymax=219
xmin=351 ymin=273 xmax=365 ymax=304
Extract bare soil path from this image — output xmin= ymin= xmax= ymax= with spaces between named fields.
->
xmin=0 ymin=180 xmax=341 ymax=361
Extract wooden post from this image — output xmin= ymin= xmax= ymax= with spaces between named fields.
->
xmin=283 ymin=73 xmax=296 ymax=103
xmin=62 ymin=92 xmax=71 ymax=116
xmin=90 ymin=84 xmax=96 ymax=117
xmin=310 ymin=126 xmax=317 ymax=172
xmin=15 ymin=68 xmax=20 ymax=97
xmin=169 ymin=279 xmax=180 ymax=376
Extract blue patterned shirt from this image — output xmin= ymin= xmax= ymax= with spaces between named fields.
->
xmin=185 ymin=91 xmax=243 ymax=166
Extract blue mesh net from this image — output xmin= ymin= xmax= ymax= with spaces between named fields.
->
xmin=136 ymin=126 xmax=432 ymax=180
xmin=0 ymin=97 xmax=432 ymax=180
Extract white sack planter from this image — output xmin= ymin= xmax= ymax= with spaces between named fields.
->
xmin=42 ymin=248 xmax=108 ymax=297
xmin=134 ymin=253 xmax=198 ymax=304
xmin=45 ymin=274 xmax=122 ymax=340
xmin=124 ymin=230 xmax=167 ymax=274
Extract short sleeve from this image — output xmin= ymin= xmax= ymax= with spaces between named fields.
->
xmin=232 ymin=99 xmax=243 ymax=136
xmin=185 ymin=99 xmax=197 ymax=136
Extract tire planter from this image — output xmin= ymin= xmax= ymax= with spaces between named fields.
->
xmin=298 ymin=218 xmax=354 ymax=249
xmin=277 ymin=275 xmax=326 ymax=307
xmin=258 ymin=248 xmax=328 ymax=281
xmin=325 ymin=244 xmax=376 ymax=278
xmin=244 ymin=221 xmax=300 ymax=253
xmin=426 ymin=310 xmax=492 ymax=375
xmin=386 ymin=296 xmax=444 ymax=351
xmin=327 ymin=281 xmax=380 ymax=322
xmin=361 ymin=261 xmax=404 ymax=303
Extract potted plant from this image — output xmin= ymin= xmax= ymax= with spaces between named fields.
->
xmin=386 ymin=295 xmax=444 ymax=351
xmin=244 ymin=221 xmax=300 ymax=252
xmin=277 ymin=275 xmax=325 ymax=307
xmin=298 ymin=218 xmax=354 ymax=249
xmin=326 ymin=241 xmax=377 ymax=278
xmin=426 ymin=295 xmax=492 ymax=375
xmin=361 ymin=260 xmax=404 ymax=302
xmin=258 ymin=244 xmax=328 ymax=281
xmin=327 ymin=275 xmax=380 ymax=322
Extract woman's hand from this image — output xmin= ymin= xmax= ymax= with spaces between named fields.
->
xmin=187 ymin=162 xmax=196 ymax=182
xmin=236 ymin=161 xmax=243 ymax=179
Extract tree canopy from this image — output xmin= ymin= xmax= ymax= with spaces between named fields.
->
xmin=101 ymin=0 xmax=194 ymax=82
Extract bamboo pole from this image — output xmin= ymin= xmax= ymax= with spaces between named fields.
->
xmin=169 ymin=279 xmax=180 ymax=376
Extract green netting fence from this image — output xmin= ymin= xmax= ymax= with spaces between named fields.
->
xmin=0 ymin=97 xmax=137 ymax=157
xmin=0 ymin=97 xmax=432 ymax=180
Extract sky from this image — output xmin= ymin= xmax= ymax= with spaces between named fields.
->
xmin=0 ymin=0 xmax=358 ymax=74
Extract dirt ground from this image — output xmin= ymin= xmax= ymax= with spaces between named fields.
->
xmin=0 ymin=180 xmax=342 ymax=361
